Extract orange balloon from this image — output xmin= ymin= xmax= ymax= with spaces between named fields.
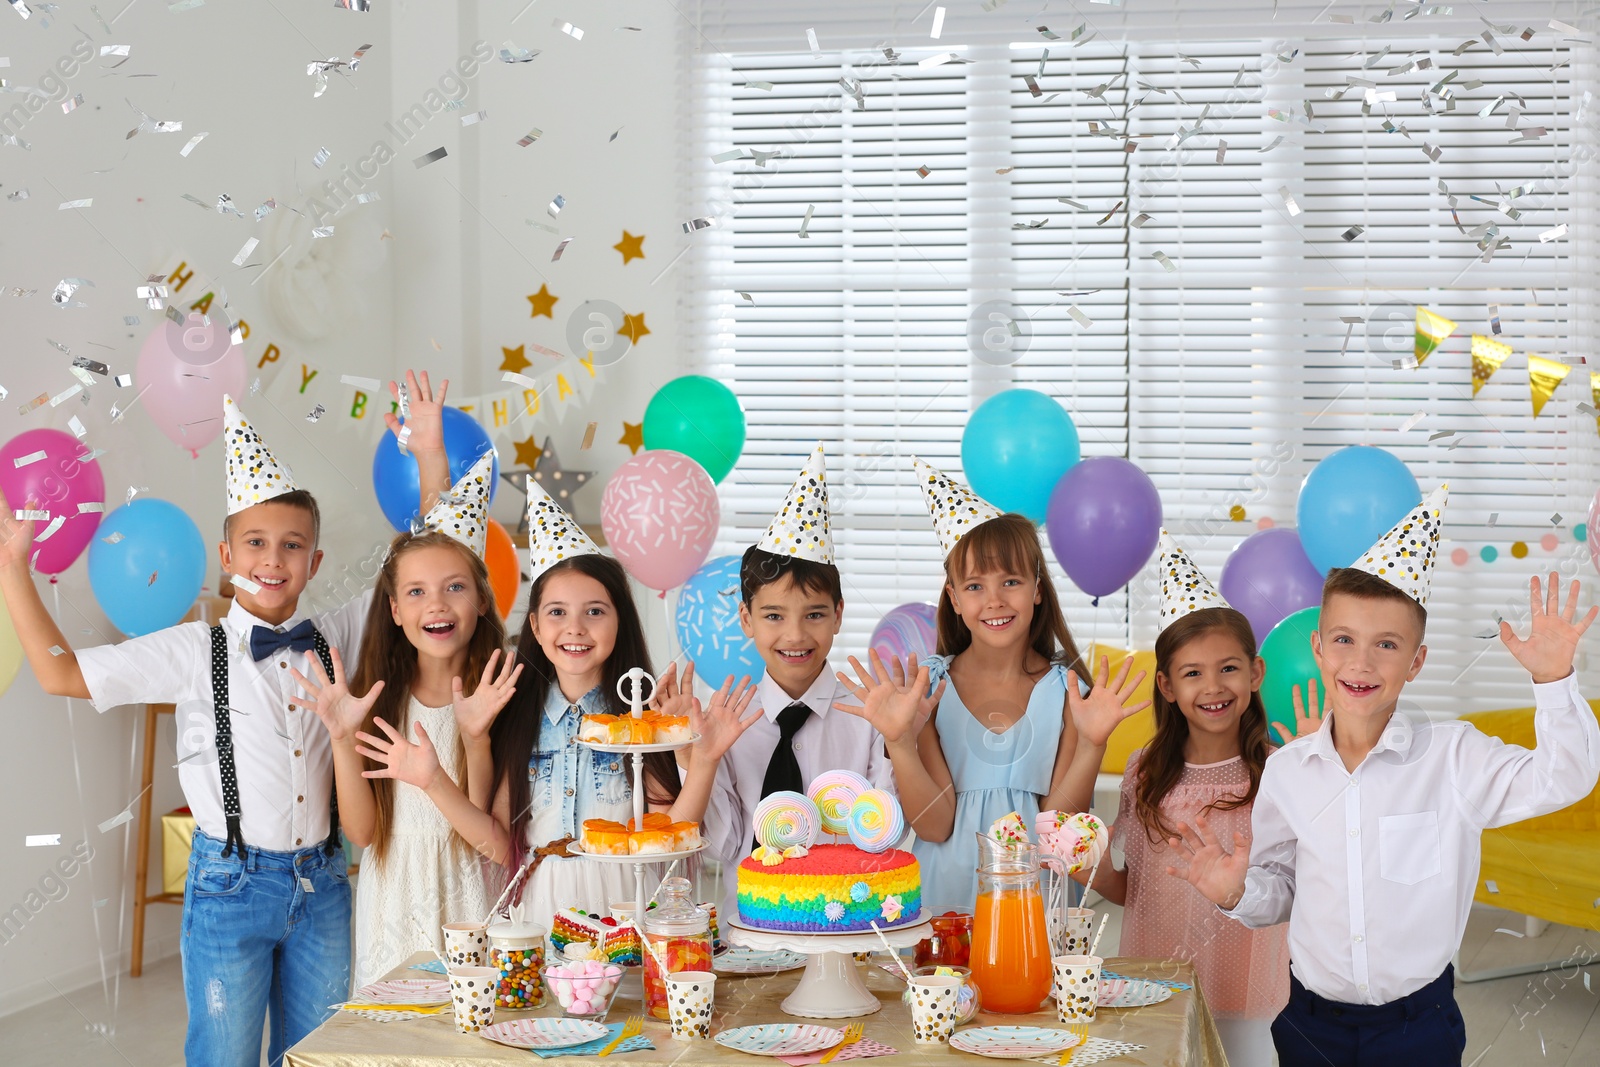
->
xmin=484 ymin=518 xmax=521 ymax=620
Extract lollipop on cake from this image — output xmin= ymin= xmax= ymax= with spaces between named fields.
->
xmin=751 ymin=791 xmax=821 ymax=865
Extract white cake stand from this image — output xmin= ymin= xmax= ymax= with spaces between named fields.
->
xmin=725 ymin=913 xmax=932 ymax=1019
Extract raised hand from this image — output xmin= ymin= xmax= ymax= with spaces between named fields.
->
xmin=355 ymin=717 xmax=442 ymax=791
xmin=383 ymin=369 xmax=448 ymax=453
xmin=1272 ymin=677 xmax=1327 ymax=745
xmin=453 ymin=648 xmax=524 ymax=742
xmin=833 ymin=650 xmax=947 ymax=746
xmin=689 ymin=672 xmax=761 ymax=764
xmin=1066 ymin=654 xmax=1152 ymax=748
xmin=0 ymin=483 xmax=36 ymax=572
xmin=650 ymin=661 xmax=697 ymax=720
xmin=1501 ymin=573 xmax=1598 ymax=684
xmin=1164 ymin=815 xmax=1250 ymax=909
xmin=290 ymin=646 xmax=385 ymax=744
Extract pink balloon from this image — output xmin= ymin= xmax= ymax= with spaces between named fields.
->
xmin=136 ymin=312 xmax=246 ymax=457
xmin=600 ymin=450 xmax=719 ymax=591
xmin=0 ymin=429 xmax=106 ymax=576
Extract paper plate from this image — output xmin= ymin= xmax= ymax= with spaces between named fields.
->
xmin=714 ymin=1023 xmax=846 ymax=1057
xmin=713 ymin=946 xmax=808 ymax=975
xmin=351 ymin=978 xmax=451 ymax=1005
xmin=340 ymin=1007 xmax=446 ymax=1023
xmin=948 ymin=1025 xmax=1080 ymax=1059
xmin=480 ymin=1018 xmax=610 ymax=1050
xmin=1098 ymin=977 xmax=1175 ymax=1008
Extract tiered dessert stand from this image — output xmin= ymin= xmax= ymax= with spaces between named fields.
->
xmin=725 ymin=912 xmax=932 ymax=1018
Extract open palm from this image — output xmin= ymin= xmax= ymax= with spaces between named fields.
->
xmin=833 ymin=650 xmax=946 ymax=745
xmin=453 ymin=648 xmax=523 ymax=742
xmin=1066 ymin=654 xmax=1152 ymax=747
xmin=1501 ymin=573 xmax=1597 ymax=684
xmin=1165 ymin=815 xmax=1250 ymax=909
xmin=689 ymin=672 xmax=761 ymax=763
xmin=1272 ymin=678 xmax=1327 ymax=745
xmin=356 ymin=717 xmax=441 ymax=791
xmin=383 ymin=369 xmax=448 ymax=452
xmin=290 ymin=646 xmax=385 ymax=744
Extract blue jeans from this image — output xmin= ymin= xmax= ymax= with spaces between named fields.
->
xmin=181 ymin=830 xmax=352 ymax=1067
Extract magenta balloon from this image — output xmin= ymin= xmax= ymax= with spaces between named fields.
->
xmin=1044 ymin=456 xmax=1163 ymax=599
xmin=869 ymin=602 xmax=938 ymax=665
xmin=136 ymin=312 xmax=246 ymax=457
xmin=0 ymin=429 xmax=106 ymax=575
xmin=600 ymin=450 xmax=720 ymax=591
xmin=1219 ymin=527 xmax=1325 ymax=639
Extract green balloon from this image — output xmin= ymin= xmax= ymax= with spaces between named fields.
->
xmin=1259 ymin=605 xmax=1325 ymax=739
xmin=642 ymin=375 xmax=746 ymax=483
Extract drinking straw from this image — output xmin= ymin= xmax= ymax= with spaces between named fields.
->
xmin=869 ymin=920 xmax=915 ymax=984
xmin=1087 ymin=911 xmax=1111 ymax=959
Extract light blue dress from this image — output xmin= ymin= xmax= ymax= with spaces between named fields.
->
xmin=913 ymin=655 xmax=1070 ymax=914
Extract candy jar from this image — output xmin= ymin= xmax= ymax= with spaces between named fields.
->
xmin=914 ymin=912 xmax=973 ymax=969
xmin=641 ymin=877 xmax=712 ymax=1020
xmin=903 ymin=965 xmax=982 ymax=1025
xmin=487 ymin=920 xmax=546 ymax=1010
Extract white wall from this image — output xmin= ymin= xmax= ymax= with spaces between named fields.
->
xmin=0 ymin=0 xmax=694 ymax=1015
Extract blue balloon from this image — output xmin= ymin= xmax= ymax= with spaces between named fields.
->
xmin=675 ymin=556 xmax=764 ymax=687
xmin=371 ymin=407 xmax=498 ymax=532
xmin=1296 ymin=446 xmax=1420 ymax=574
xmin=960 ymin=388 xmax=1080 ymax=523
xmin=88 ymin=498 xmax=206 ymax=637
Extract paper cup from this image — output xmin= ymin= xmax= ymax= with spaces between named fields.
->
xmin=908 ymin=974 xmax=962 ymax=1045
xmin=1061 ymin=906 xmax=1095 ymax=957
xmin=448 ymin=966 xmax=499 ymax=1034
xmin=664 ymin=970 xmax=716 ymax=1040
xmin=1053 ymin=954 xmax=1102 ymax=1023
xmin=442 ymin=921 xmax=488 ymax=967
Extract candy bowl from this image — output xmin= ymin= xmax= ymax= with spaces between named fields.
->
xmin=541 ymin=961 xmax=626 ymax=1020
xmin=901 ymin=964 xmax=981 ymax=1025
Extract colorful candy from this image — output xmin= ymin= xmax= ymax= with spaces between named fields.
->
xmin=641 ymin=932 xmax=714 ymax=1020
xmin=490 ymin=942 xmax=544 ymax=1010
xmin=543 ymin=960 xmax=623 ymax=1017
xmin=1036 ymin=810 xmax=1108 ymax=873
xmin=808 ymin=769 xmax=871 ymax=836
xmin=753 ymin=790 xmax=821 ymax=853
xmin=847 ymin=788 xmax=904 ymax=853
xmin=987 ymin=810 xmax=1030 ymax=850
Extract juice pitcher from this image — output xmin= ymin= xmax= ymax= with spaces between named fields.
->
xmin=969 ymin=833 xmax=1052 ymax=1014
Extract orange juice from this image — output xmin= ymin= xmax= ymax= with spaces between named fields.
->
xmin=971 ymin=886 xmax=1052 ymax=1013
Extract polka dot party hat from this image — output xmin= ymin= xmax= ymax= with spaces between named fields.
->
xmin=1349 ymin=483 xmax=1448 ymax=606
xmin=1157 ymin=528 xmax=1228 ymax=627
xmin=755 ymin=442 xmax=834 ymax=564
xmin=421 ymin=450 xmax=495 ymax=556
xmin=526 ymin=475 xmax=602 ymax=582
xmin=912 ymin=456 xmax=1003 ymax=557
xmin=223 ymin=394 xmax=301 ymax=516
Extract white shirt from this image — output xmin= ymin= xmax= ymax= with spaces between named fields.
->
xmin=702 ymin=662 xmax=895 ymax=920
xmin=77 ymin=593 xmax=369 ymax=852
xmin=1225 ymin=672 xmax=1600 ymax=1005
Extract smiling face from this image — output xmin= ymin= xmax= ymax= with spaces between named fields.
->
xmin=1156 ymin=627 xmax=1264 ymax=744
xmin=945 ymin=563 xmax=1041 ymax=652
xmin=738 ymin=572 xmax=842 ymax=698
xmin=1312 ymin=590 xmax=1427 ymax=723
xmin=387 ymin=543 xmax=485 ymax=669
xmin=217 ymin=500 xmax=323 ymax=626
xmin=531 ymin=568 xmax=619 ymax=696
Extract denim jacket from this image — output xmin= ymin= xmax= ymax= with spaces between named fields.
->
xmin=524 ymin=685 xmax=637 ymax=844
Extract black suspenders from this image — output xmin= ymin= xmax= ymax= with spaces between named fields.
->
xmin=208 ymin=625 xmax=341 ymax=858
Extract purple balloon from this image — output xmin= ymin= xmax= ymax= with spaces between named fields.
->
xmin=0 ymin=428 xmax=105 ymax=576
xmin=869 ymin=602 xmax=938 ymax=666
xmin=1219 ymin=527 xmax=1324 ymax=639
xmin=1045 ymin=457 xmax=1162 ymax=600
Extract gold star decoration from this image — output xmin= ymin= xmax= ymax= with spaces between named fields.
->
xmin=513 ymin=435 xmax=544 ymax=470
xmin=613 ymin=231 xmax=646 ymax=264
xmin=500 ymin=344 xmax=531 ymax=374
xmin=619 ymin=311 xmax=650 ymax=345
xmin=526 ymin=284 xmax=559 ymax=319
xmin=618 ymin=421 xmax=644 ymax=455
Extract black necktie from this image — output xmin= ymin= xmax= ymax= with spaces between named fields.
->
xmin=755 ymin=702 xmax=812 ymax=849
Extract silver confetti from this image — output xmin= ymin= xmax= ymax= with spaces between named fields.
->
xmin=305 ymin=404 xmax=326 ymax=423
xmin=114 ymin=373 xmax=132 ymax=387
xmin=1068 ymin=305 xmax=1093 ymax=328
xmin=798 ymin=204 xmax=814 ymax=238
xmin=551 ymin=237 xmax=574 ymax=261
xmin=517 ymin=128 xmax=543 ymax=146
xmin=461 ymin=110 xmax=487 ymax=126
xmin=313 ymin=146 xmax=331 ymax=168
xmin=413 ymin=146 xmax=447 ymax=168
xmin=554 ymin=19 xmax=584 ymax=40
xmin=24 ymin=835 xmax=61 ymax=847
xmin=548 ymin=193 xmax=566 ymax=217
xmin=1277 ymin=186 xmax=1301 ymax=216
xmin=58 ymin=198 xmax=92 ymax=210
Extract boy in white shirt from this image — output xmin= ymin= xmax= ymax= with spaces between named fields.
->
xmin=1171 ymin=486 xmax=1600 ymax=1067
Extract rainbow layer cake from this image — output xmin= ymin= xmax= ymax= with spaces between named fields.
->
xmin=550 ymin=908 xmax=642 ymax=965
xmin=736 ymin=843 xmax=921 ymax=933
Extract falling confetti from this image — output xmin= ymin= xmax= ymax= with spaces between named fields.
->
xmin=413 ymin=146 xmax=447 ymax=168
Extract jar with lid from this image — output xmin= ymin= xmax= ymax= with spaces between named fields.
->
xmin=640 ymin=877 xmax=712 ymax=1020
xmin=487 ymin=920 xmax=546 ymax=1010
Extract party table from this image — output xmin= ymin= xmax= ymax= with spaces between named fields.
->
xmin=285 ymin=953 xmax=1225 ymax=1067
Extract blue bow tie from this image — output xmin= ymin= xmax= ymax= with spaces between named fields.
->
xmin=249 ymin=619 xmax=317 ymax=661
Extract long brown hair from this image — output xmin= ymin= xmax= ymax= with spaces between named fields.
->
xmin=935 ymin=513 xmax=1084 ymax=673
xmin=1135 ymin=606 xmax=1270 ymax=845
xmin=490 ymin=553 xmax=682 ymax=870
xmin=350 ymin=531 xmax=505 ymax=865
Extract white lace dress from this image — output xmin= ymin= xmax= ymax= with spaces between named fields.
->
xmin=353 ymin=697 xmax=497 ymax=987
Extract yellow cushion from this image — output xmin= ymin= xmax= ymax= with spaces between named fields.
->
xmin=1459 ymin=702 xmax=1600 ymax=831
xmin=1477 ymin=828 xmax=1600 ymax=930
xmin=1085 ymin=646 xmax=1159 ymax=775
xmin=161 ymin=811 xmax=196 ymax=896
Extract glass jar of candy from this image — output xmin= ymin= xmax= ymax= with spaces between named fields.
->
xmin=903 ymin=965 xmax=982 ymax=1025
xmin=487 ymin=920 xmax=546 ymax=1010
xmin=914 ymin=911 xmax=973 ymax=969
xmin=641 ymin=877 xmax=713 ymax=1020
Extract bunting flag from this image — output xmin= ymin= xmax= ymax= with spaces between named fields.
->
xmin=1414 ymin=307 xmax=1457 ymax=365
xmin=1470 ymin=334 xmax=1512 ymax=396
xmin=1528 ymin=355 xmax=1571 ymax=417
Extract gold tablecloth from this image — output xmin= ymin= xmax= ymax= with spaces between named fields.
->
xmin=286 ymin=953 xmax=1225 ymax=1067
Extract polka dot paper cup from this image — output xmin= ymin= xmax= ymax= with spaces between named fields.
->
xmin=442 ymin=921 xmax=488 ymax=967
xmin=664 ymin=970 xmax=716 ymax=1040
xmin=908 ymin=974 xmax=962 ymax=1045
xmin=1053 ymin=954 xmax=1102 ymax=1023
xmin=1061 ymin=907 xmax=1095 ymax=957
xmin=448 ymin=966 xmax=499 ymax=1034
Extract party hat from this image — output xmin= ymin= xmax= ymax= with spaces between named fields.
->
xmin=1349 ymin=484 xmax=1448 ymax=606
xmin=755 ymin=442 xmax=833 ymax=564
xmin=1156 ymin=529 xmax=1228 ymax=626
xmin=526 ymin=477 xmax=602 ymax=582
xmin=420 ymin=451 xmax=494 ymax=556
xmin=223 ymin=394 xmax=300 ymax=516
xmin=913 ymin=457 xmax=1004 ymax=556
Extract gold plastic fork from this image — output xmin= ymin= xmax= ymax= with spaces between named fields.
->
xmin=818 ymin=1022 xmax=865 ymax=1064
xmin=597 ymin=1015 xmax=643 ymax=1058
xmin=1057 ymin=1023 xmax=1090 ymax=1064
